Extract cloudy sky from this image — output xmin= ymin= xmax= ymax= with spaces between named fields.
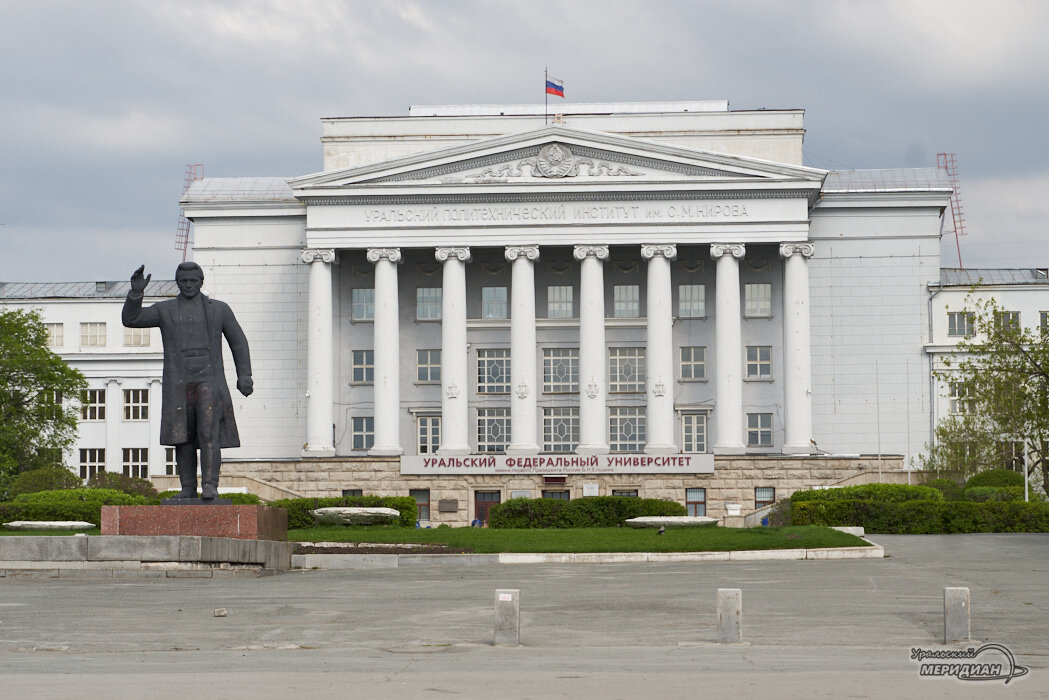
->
xmin=2 ymin=0 xmax=1046 ymax=282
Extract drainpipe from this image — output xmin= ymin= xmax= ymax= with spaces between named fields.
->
xmin=927 ymin=280 xmax=945 ymax=460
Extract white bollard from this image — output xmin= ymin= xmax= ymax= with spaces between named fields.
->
xmin=944 ymin=587 xmax=970 ymax=643
xmin=717 ymin=588 xmax=742 ymax=643
xmin=494 ymin=589 xmax=520 ymax=646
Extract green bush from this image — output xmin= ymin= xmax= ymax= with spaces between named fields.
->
xmin=791 ymin=498 xmax=1049 ymax=533
xmin=924 ymin=478 xmax=965 ymax=502
xmin=87 ymin=472 xmax=158 ymax=499
xmin=790 ymin=484 xmax=943 ymax=504
xmin=6 ymin=466 xmax=81 ymax=498
xmin=966 ymin=468 xmax=1026 ymax=489
xmin=155 ymin=490 xmax=261 ymax=505
xmin=2 ymin=488 xmax=150 ymax=526
xmin=963 ymin=486 xmax=1025 ymax=503
xmin=269 ymin=495 xmax=417 ymax=528
xmin=488 ymin=496 xmax=686 ymax=529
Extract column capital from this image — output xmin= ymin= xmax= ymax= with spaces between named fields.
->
xmin=710 ymin=243 xmax=746 ymax=260
xmin=367 ymin=248 xmax=402 ymax=264
xmin=779 ymin=242 xmax=815 ymax=259
xmin=573 ymin=244 xmax=609 ymax=261
xmin=505 ymin=245 xmax=540 ymax=262
xmin=435 ymin=246 xmax=471 ymax=263
xmin=641 ymin=244 xmax=677 ymax=261
xmin=300 ymin=248 xmax=335 ymax=264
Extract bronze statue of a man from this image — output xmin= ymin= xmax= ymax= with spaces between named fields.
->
xmin=122 ymin=263 xmax=252 ymax=500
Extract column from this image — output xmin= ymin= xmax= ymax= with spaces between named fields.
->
xmin=711 ymin=243 xmax=746 ymax=454
xmin=147 ymin=378 xmax=163 ymax=475
xmin=435 ymin=246 xmax=471 ymax=455
xmin=105 ymin=378 xmax=122 ymax=474
xmin=505 ymin=245 xmax=540 ymax=454
xmin=780 ymin=242 xmax=815 ymax=453
xmin=301 ymin=249 xmax=336 ymax=456
xmin=642 ymin=244 xmax=677 ymax=455
xmin=573 ymin=244 xmax=609 ymax=454
xmin=367 ymin=248 xmax=403 ymax=455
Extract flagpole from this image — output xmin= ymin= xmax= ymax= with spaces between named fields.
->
xmin=545 ymin=67 xmax=549 ymax=125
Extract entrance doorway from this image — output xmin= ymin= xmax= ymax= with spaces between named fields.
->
xmin=474 ymin=490 xmax=501 ymax=526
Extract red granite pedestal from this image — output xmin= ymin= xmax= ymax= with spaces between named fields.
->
xmin=101 ymin=505 xmax=287 ymax=541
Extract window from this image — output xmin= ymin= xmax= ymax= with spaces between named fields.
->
xmin=123 ymin=389 xmax=148 ymax=420
xmin=755 ymin=487 xmax=776 ymax=509
xmin=680 ymin=346 xmax=706 ymax=380
xmin=44 ymin=322 xmax=63 ymax=347
xmin=609 ymin=406 xmax=645 ymax=452
xmin=79 ymin=448 xmax=105 ymax=479
xmin=80 ymin=388 xmax=105 ymax=421
xmin=477 ymin=348 xmax=511 ymax=393
xmin=681 ymin=413 xmax=707 ymax=453
xmin=543 ymin=348 xmax=579 ymax=393
xmin=613 ymin=285 xmax=640 ymax=317
xmin=747 ymin=412 xmax=773 ymax=447
xmin=1041 ymin=311 xmax=1048 ymax=335
xmin=165 ymin=447 xmax=176 ymax=475
xmin=744 ymin=283 xmax=772 ymax=317
xmin=542 ymin=490 xmax=570 ymax=500
xmin=612 ymin=489 xmax=639 ymax=498
xmin=351 ymin=350 xmax=374 ymax=383
xmin=543 ymin=407 xmax=579 ymax=453
xmin=342 ymin=489 xmax=364 ymax=497
xmin=40 ymin=390 xmax=63 ymax=421
xmin=417 ymin=349 xmax=441 ymax=382
xmin=994 ymin=310 xmax=1021 ymax=333
xmin=685 ymin=487 xmax=706 ymax=516
xmin=477 ymin=408 xmax=510 ymax=453
xmin=416 ymin=287 xmax=442 ymax=320
xmin=609 ymin=347 xmax=645 ymax=393
xmin=351 ymin=416 xmax=374 ymax=450
xmin=547 ymin=285 xmax=573 ymax=318
xmin=947 ymin=311 xmax=974 ymax=337
xmin=948 ymin=382 xmax=970 ymax=415
xmin=417 ymin=415 xmax=441 ymax=454
xmin=481 ymin=287 xmax=507 ymax=319
xmin=123 ymin=326 xmax=150 ymax=347
xmin=746 ymin=346 xmax=773 ymax=380
xmin=122 ymin=448 xmax=149 ymax=479
xmin=995 ymin=441 xmax=1025 ymax=471
xmin=351 ymin=288 xmax=374 ymax=320
xmin=411 ymin=489 xmax=431 ymax=521
xmin=678 ymin=284 xmax=705 ymax=318
xmin=80 ymin=322 xmax=106 ymax=347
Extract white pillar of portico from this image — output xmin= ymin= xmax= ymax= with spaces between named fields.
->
xmin=302 ymin=248 xmax=336 ymax=456
xmin=367 ymin=248 xmax=403 ymax=456
xmin=711 ymin=243 xmax=746 ymax=454
xmin=505 ymin=245 xmax=540 ymax=454
xmin=780 ymin=242 xmax=815 ymax=454
xmin=574 ymin=244 xmax=610 ymax=454
xmin=642 ymin=244 xmax=678 ymax=455
xmin=435 ymin=246 xmax=471 ymax=455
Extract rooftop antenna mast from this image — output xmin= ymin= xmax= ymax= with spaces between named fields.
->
xmin=936 ymin=153 xmax=967 ymax=269
xmin=175 ymin=163 xmax=204 ymax=262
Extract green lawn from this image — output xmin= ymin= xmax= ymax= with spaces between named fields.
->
xmin=288 ymin=525 xmax=869 ymax=553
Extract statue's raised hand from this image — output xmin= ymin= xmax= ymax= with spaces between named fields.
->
xmin=130 ymin=265 xmax=151 ymax=293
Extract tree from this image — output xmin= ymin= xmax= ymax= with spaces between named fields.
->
xmin=922 ymin=294 xmax=1049 ymax=494
xmin=0 ymin=309 xmax=86 ymax=493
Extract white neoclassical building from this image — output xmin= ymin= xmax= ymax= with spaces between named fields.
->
xmin=171 ymin=101 xmax=959 ymax=523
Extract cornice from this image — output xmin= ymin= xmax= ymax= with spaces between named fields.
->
xmin=299 ymin=189 xmax=817 ymax=206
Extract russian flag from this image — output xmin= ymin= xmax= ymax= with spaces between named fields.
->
xmin=546 ymin=76 xmax=564 ymax=98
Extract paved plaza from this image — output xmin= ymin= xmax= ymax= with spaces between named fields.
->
xmin=1 ymin=534 xmax=1046 ymax=698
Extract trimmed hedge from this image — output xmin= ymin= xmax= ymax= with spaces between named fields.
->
xmin=6 ymin=467 xmax=81 ymax=498
xmin=966 ymin=469 xmax=1025 ymax=489
xmin=269 ymin=495 xmax=417 ymax=528
xmin=488 ymin=496 xmax=686 ymax=529
xmin=924 ymin=478 xmax=965 ymax=502
xmin=87 ymin=472 xmax=158 ymax=499
xmin=790 ymin=483 xmax=944 ymax=504
xmin=791 ymin=499 xmax=1049 ymax=533
xmin=155 ymin=490 xmax=262 ymax=505
xmin=1 ymin=488 xmax=151 ymax=526
xmin=963 ymin=486 xmax=1026 ymax=503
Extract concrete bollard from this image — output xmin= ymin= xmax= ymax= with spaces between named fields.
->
xmin=494 ymin=588 xmax=520 ymax=646
xmin=944 ymin=587 xmax=970 ymax=643
xmin=717 ymin=588 xmax=742 ymax=643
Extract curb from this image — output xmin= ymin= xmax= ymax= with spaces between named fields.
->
xmin=292 ymin=540 xmax=884 ymax=569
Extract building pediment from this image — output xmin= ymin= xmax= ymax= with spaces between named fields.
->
xmin=289 ymin=125 xmax=826 ymax=194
